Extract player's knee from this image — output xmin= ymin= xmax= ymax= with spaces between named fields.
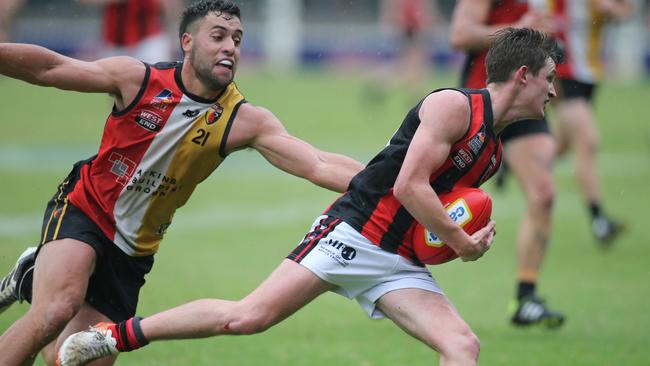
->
xmin=436 ymin=328 xmax=480 ymax=362
xmin=582 ymin=132 xmax=600 ymax=154
xmin=555 ymin=142 xmax=568 ymax=157
xmin=528 ymin=180 xmax=555 ymax=213
xmin=28 ymin=298 xmax=80 ymax=337
xmin=458 ymin=332 xmax=481 ymax=361
xmin=227 ymin=307 xmax=279 ymax=335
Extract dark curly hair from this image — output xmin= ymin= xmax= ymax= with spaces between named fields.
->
xmin=178 ymin=0 xmax=241 ymax=40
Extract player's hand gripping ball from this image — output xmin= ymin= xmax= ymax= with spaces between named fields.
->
xmin=413 ymin=187 xmax=492 ymax=265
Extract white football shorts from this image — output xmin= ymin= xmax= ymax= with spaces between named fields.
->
xmin=290 ymin=215 xmax=445 ymax=319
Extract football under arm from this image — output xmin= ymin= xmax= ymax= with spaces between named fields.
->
xmin=393 ymin=91 xmax=475 ymax=254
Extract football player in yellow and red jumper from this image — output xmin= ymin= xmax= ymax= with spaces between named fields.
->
xmin=0 ymin=1 xmax=363 ymax=365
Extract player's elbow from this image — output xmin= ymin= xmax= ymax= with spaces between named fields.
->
xmin=449 ymin=33 xmax=465 ymax=50
xmin=226 ymin=308 xmax=279 ymax=335
xmin=393 ymin=178 xmax=414 ymax=205
xmin=449 ymin=28 xmax=470 ymax=50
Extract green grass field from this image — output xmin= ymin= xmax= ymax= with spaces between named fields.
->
xmin=1 ymin=68 xmax=649 ymax=365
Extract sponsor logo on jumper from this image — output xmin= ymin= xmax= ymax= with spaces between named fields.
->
xmin=182 ymin=109 xmax=201 ymax=118
xmin=452 ymin=148 xmax=475 ymax=170
xmin=108 ymin=152 xmax=136 ymax=186
xmin=205 ymin=103 xmax=224 ymax=125
xmin=149 ymin=89 xmax=174 ymax=111
xmin=135 ymin=110 xmax=164 ymax=132
xmin=125 ymin=169 xmax=180 ymax=197
xmin=452 ymin=155 xmax=466 ymax=170
xmin=458 ymin=148 xmax=473 ymax=164
xmin=317 ymin=238 xmax=357 ymax=267
xmin=468 ymin=127 xmax=487 ymax=154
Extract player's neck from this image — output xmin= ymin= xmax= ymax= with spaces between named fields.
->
xmin=486 ymin=82 xmax=527 ymax=133
xmin=487 ymin=83 xmax=514 ymax=133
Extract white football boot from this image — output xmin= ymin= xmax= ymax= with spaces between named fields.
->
xmin=57 ymin=323 xmax=119 ymax=366
xmin=0 ymin=246 xmax=36 ymax=313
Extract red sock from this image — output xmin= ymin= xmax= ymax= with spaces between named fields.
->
xmin=111 ymin=316 xmax=150 ymax=352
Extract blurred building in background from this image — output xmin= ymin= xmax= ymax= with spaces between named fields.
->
xmin=4 ymin=0 xmax=650 ymax=80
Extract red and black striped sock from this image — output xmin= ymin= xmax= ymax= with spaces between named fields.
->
xmin=111 ymin=316 xmax=150 ymax=352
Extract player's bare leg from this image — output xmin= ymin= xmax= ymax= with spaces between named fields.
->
xmin=141 ymin=259 xmax=334 ymax=339
xmin=555 ymin=99 xmax=601 ymax=204
xmin=0 ymin=239 xmax=96 ymax=365
xmin=504 ymin=134 xmax=564 ymax=328
xmin=506 ymin=134 xmax=555 ymax=287
xmin=555 ymin=99 xmax=624 ymax=246
xmin=377 ymin=288 xmax=479 ymax=366
xmin=58 ymin=260 xmax=334 ymax=365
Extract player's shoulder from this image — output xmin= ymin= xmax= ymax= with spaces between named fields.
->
xmin=429 ymin=88 xmax=469 ymax=101
xmin=419 ymin=88 xmax=472 ymax=140
xmin=225 ymin=102 xmax=286 ymax=152
xmin=236 ymin=103 xmax=278 ymax=127
xmin=95 ymin=56 xmax=147 ymax=83
xmin=422 ymin=89 xmax=470 ymax=114
xmin=97 ymin=55 xmax=146 ymax=72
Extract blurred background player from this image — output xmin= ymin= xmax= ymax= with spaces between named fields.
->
xmin=0 ymin=0 xmax=24 ymax=42
xmin=450 ymin=0 xmax=565 ymax=328
xmin=78 ymin=0 xmax=183 ymax=63
xmin=551 ymin=0 xmax=632 ymax=246
xmin=365 ymin=0 xmax=443 ymax=105
xmin=380 ymin=0 xmax=441 ymax=101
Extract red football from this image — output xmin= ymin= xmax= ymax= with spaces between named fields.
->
xmin=412 ymin=187 xmax=492 ymax=265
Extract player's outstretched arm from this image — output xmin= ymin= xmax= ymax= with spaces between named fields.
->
xmin=0 ymin=43 xmax=144 ymax=97
xmin=233 ymin=104 xmax=364 ymax=193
